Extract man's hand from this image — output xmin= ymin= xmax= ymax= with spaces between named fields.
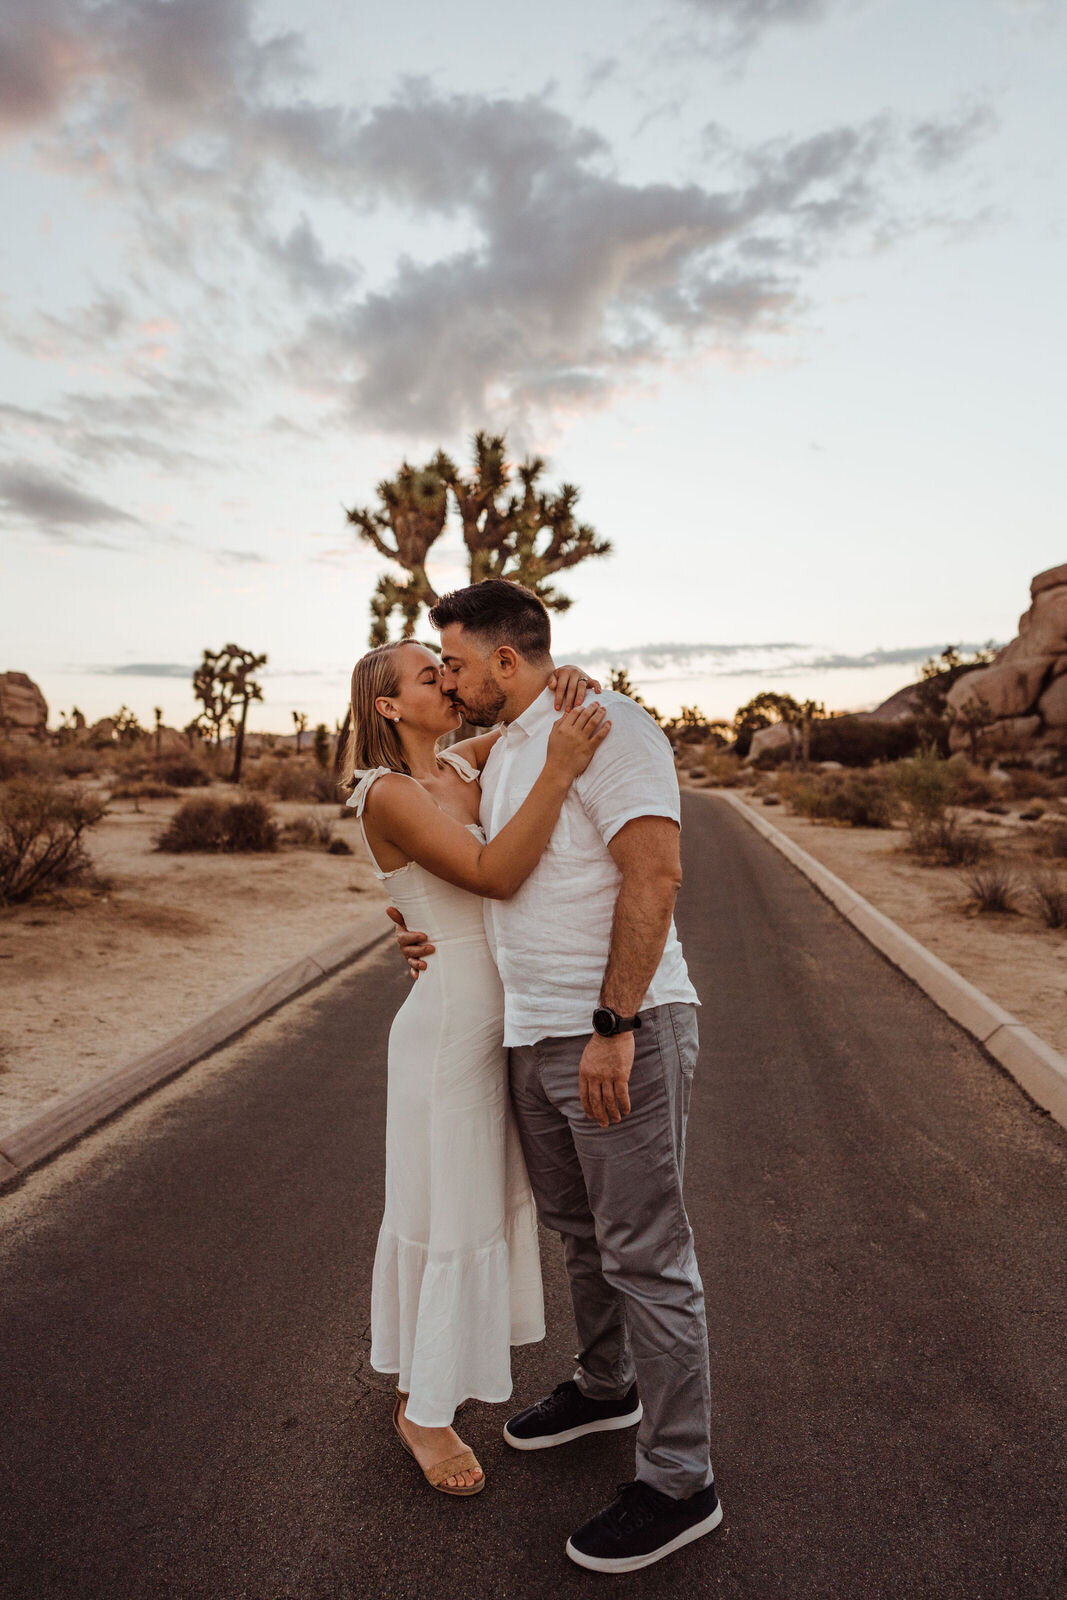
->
xmin=387 ymin=905 xmax=435 ymax=980
xmin=579 ymin=1031 xmax=635 ymax=1127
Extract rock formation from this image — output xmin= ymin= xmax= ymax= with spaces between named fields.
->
xmin=0 ymin=672 xmax=48 ymax=741
xmin=946 ymin=562 xmax=1067 ymax=762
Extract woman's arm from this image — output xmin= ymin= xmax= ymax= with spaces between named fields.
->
xmin=446 ymin=726 xmax=503 ymax=771
xmin=366 ymin=704 xmax=610 ymax=899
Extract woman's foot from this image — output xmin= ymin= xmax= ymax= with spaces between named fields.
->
xmin=395 ymin=1395 xmax=484 ymax=1490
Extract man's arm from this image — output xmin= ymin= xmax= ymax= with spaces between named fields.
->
xmin=578 ymin=815 xmax=683 ymax=1128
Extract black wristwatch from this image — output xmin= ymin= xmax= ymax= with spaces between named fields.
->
xmin=592 ymin=1006 xmax=643 ymax=1038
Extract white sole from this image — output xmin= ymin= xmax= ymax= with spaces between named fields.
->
xmin=565 ymin=1500 xmax=723 ymax=1573
xmin=502 ymin=1402 xmax=643 ymax=1451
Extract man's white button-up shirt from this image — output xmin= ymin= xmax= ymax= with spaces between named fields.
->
xmin=478 ymin=687 xmax=699 ymax=1048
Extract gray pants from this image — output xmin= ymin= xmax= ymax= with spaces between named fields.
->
xmin=509 ymin=1002 xmax=714 ymax=1498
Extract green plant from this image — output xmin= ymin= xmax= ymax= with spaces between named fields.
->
xmin=961 ymin=863 xmax=1018 ymax=914
xmin=893 ymin=750 xmax=957 ymax=852
xmin=0 ymin=778 xmax=107 ymax=904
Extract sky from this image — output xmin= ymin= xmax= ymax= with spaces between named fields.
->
xmin=1 ymin=0 xmax=1064 ymax=733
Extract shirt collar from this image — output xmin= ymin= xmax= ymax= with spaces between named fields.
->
xmin=505 ymin=685 xmax=556 ymax=740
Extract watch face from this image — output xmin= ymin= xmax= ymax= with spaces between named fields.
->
xmin=592 ymin=1007 xmax=616 ymax=1037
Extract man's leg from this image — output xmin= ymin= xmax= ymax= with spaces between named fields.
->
xmin=509 ymin=1040 xmax=635 ymax=1400
xmin=536 ymin=1004 xmax=712 ymax=1499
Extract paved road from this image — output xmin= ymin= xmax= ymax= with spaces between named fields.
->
xmin=1 ymin=794 xmax=1065 ymax=1599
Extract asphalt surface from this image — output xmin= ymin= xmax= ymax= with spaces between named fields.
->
xmin=1 ymin=793 xmax=1065 ymax=1600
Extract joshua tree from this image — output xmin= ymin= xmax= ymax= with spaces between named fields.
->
xmin=292 ymin=711 xmax=309 ymax=754
xmin=345 ymin=431 xmax=611 ymax=646
xmin=192 ymin=645 xmax=267 ymax=782
xmin=312 ymin=723 xmax=330 ymax=769
xmin=153 ymin=706 xmax=163 ymax=762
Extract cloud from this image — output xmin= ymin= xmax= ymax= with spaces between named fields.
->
xmin=97 ymin=662 xmax=196 ymax=677
xmin=909 ymin=102 xmax=999 ymax=171
xmin=566 ymin=640 xmax=1002 ymax=679
xmin=284 ymin=85 xmax=987 ymax=433
xmin=0 ymin=7 xmax=1003 ymax=449
xmin=0 ymin=462 xmax=139 ymax=540
xmin=215 ymin=548 xmax=269 ymax=565
xmin=666 ymin=0 xmax=842 ymax=55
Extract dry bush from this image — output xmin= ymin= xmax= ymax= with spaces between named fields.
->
xmin=155 ymin=795 xmax=278 ymax=853
xmin=961 ymin=862 xmax=1018 ymax=914
xmin=0 ymin=777 xmax=108 ymax=905
xmin=1040 ymin=822 xmax=1067 ymax=861
xmin=326 ymin=836 xmax=353 ymax=856
xmin=778 ymin=770 xmax=896 ymax=828
xmin=945 ymin=756 xmax=1000 ymax=808
xmin=1007 ymin=768 xmax=1055 ymax=801
xmin=109 ymin=781 xmax=178 ymax=800
xmin=701 ymin=750 xmax=743 ymax=787
xmin=157 ymin=758 xmax=211 ymax=789
xmin=1028 ymin=872 xmax=1067 ymax=929
xmin=920 ymin=814 xmax=993 ymax=867
xmin=282 ymin=812 xmax=334 ymax=848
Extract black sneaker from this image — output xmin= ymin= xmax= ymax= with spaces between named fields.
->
xmin=502 ymin=1379 xmax=642 ymax=1451
xmin=565 ymin=1479 xmax=723 ymax=1573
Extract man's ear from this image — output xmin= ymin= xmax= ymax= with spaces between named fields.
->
xmin=493 ymin=646 xmax=521 ymax=678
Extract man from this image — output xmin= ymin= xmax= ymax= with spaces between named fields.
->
xmin=392 ymin=579 xmax=720 ymax=1574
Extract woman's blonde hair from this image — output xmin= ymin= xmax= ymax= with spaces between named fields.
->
xmin=339 ymin=639 xmax=421 ymax=792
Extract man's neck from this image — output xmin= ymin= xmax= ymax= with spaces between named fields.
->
xmin=501 ymin=662 xmax=555 ymax=724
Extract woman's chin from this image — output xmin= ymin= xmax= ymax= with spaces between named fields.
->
xmin=443 ymin=706 xmax=462 ymax=730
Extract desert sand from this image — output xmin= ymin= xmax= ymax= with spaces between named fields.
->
xmin=726 ymin=789 xmax=1067 ymax=1058
xmin=0 ymin=795 xmax=388 ymax=1128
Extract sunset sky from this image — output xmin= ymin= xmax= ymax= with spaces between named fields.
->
xmin=2 ymin=0 xmax=1064 ymax=732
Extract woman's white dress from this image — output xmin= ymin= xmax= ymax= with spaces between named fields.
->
xmin=347 ymin=751 xmax=545 ymax=1428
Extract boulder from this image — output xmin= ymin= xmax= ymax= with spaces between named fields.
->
xmin=999 ymin=582 xmax=1067 ymax=663
xmin=946 ymin=659 xmax=1053 ymax=721
xmin=1036 ymin=674 xmax=1067 ymax=730
xmin=0 ymin=671 xmax=48 ymax=741
xmin=1031 ymin=562 xmax=1067 ymax=599
xmin=748 ymin=723 xmax=794 ymax=760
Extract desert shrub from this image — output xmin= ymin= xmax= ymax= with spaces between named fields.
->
xmin=282 ymin=812 xmax=334 ymax=848
xmin=1040 ymin=822 xmax=1067 ymax=861
xmin=1029 ymin=872 xmax=1067 ymax=929
xmin=269 ymin=760 xmax=323 ymax=801
xmin=54 ymin=746 xmax=103 ymax=779
xmin=892 ymin=750 xmax=956 ymax=851
xmin=961 ymin=863 xmax=1018 ymax=914
xmin=327 ymin=836 xmax=353 ymax=856
xmin=780 ymin=771 xmax=896 ymax=828
xmin=110 ymin=781 xmax=178 ymax=800
xmin=0 ymin=778 xmax=107 ymax=904
xmin=1007 ymin=768 xmax=1055 ymax=801
xmin=702 ymin=751 xmax=743 ymax=787
xmin=0 ymin=741 xmax=47 ymax=780
xmin=158 ymin=759 xmax=211 ymax=789
xmin=155 ymin=795 xmax=278 ymax=853
xmin=922 ymin=814 xmax=992 ymax=866
xmin=945 ymin=756 xmax=999 ymax=808
xmin=226 ymin=798 xmax=279 ymax=852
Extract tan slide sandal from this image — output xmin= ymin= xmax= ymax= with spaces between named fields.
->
xmin=392 ymin=1390 xmax=486 ymax=1497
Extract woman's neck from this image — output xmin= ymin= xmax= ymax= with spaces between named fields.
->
xmin=399 ymin=728 xmax=442 ymax=781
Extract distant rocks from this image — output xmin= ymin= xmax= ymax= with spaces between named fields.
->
xmin=0 ymin=672 xmax=48 ymax=741
xmin=946 ymin=562 xmax=1067 ymax=759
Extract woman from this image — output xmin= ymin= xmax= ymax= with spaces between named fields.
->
xmin=343 ymin=638 xmax=607 ymax=1497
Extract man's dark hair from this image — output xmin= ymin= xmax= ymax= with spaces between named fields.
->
xmin=428 ymin=580 xmax=552 ymax=661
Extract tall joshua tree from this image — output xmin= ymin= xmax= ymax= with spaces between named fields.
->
xmin=192 ymin=644 xmax=267 ymax=783
xmin=345 ymin=431 xmax=611 ymax=646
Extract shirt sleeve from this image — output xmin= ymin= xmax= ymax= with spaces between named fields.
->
xmin=575 ymin=693 xmax=681 ymax=847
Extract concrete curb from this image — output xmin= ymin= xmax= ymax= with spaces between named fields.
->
xmin=0 ymin=922 xmax=391 ymax=1191
xmin=714 ymin=790 xmax=1067 ymax=1133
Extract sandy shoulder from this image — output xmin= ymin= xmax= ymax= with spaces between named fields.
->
xmin=725 ymin=790 xmax=1067 ymax=1059
xmin=0 ymin=796 xmax=390 ymax=1128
